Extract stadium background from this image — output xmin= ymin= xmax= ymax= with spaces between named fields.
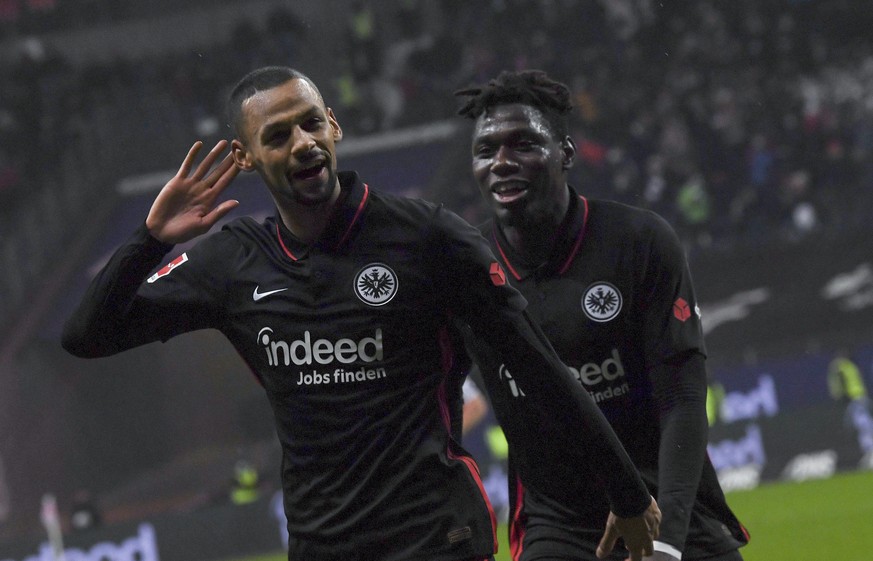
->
xmin=1 ymin=0 xmax=872 ymax=558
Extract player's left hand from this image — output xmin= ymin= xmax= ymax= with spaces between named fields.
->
xmin=146 ymin=139 xmax=241 ymax=245
xmin=596 ymin=496 xmax=661 ymax=561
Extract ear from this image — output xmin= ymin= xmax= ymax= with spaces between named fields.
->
xmin=561 ymin=136 xmax=576 ymax=170
xmin=231 ymin=139 xmax=255 ymax=172
xmin=326 ymin=107 xmax=343 ymax=142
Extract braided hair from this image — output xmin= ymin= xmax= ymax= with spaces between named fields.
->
xmin=455 ymin=70 xmax=573 ymax=138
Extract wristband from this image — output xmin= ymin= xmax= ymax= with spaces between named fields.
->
xmin=653 ymin=540 xmax=682 ymax=560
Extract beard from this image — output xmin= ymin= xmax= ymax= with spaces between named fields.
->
xmin=287 ymin=166 xmax=339 ymax=207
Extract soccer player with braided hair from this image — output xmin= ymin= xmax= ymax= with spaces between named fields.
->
xmin=456 ymin=70 xmax=748 ymax=561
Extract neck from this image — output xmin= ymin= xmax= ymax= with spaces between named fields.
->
xmin=277 ymin=184 xmax=342 ymax=244
xmin=498 ymin=184 xmax=571 ymax=263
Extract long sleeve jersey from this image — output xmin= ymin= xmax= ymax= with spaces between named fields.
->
xmin=62 ymin=173 xmax=650 ymax=561
xmin=471 ymin=190 xmax=748 ymax=560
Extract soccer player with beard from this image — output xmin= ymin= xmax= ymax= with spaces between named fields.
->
xmin=455 ymin=70 xmax=748 ymax=561
xmin=63 ymin=66 xmax=660 ymax=561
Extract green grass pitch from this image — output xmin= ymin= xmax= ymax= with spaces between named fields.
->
xmin=222 ymin=469 xmax=873 ymax=561
xmin=724 ymin=469 xmax=873 ymax=560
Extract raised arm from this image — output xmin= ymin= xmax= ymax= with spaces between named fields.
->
xmin=62 ymin=140 xmax=240 ymax=358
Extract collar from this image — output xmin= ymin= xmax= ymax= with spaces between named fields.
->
xmin=490 ymin=186 xmax=589 ymax=281
xmin=274 ymin=171 xmax=370 ymax=260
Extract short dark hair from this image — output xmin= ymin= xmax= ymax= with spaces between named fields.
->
xmin=226 ymin=66 xmax=320 ymax=139
xmin=455 ymin=70 xmax=573 ymax=138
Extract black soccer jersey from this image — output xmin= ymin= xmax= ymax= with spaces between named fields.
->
xmin=62 ymin=173 xmax=650 ymax=561
xmin=474 ymin=189 xmax=748 ymax=560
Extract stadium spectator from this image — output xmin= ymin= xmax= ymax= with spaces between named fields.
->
xmin=828 ymin=350 xmax=873 ymax=457
xmin=456 ymin=69 xmax=748 ymax=561
xmin=69 ymin=489 xmax=102 ymax=532
xmin=828 ymin=350 xmax=868 ymax=405
xmin=61 ymin=66 xmax=661 ymax=561
xmin=229 ymin=460 xmax=262 ymax=506
xmin=6 ymin=0 xmax=873 ymax=255
xmin=706 ymin=376 xmax=726 ymax=427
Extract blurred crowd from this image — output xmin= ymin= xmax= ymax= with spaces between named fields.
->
xmin=2 ymin=0 xmax=873 ymax=291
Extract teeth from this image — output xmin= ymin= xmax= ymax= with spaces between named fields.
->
xmin=295 ymin=163 xmax=324 ymax=178
xmin=494 ymin=183 xmax=525 ymax=194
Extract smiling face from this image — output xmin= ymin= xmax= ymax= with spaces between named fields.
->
xmin=231 ymin=78 xmax=343 ymax=211
xmin=471 ymin=103 xmax=574 ymax=229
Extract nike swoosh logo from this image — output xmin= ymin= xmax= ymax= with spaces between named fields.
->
xmin=253 ymin=286 xmax=289 ymax=301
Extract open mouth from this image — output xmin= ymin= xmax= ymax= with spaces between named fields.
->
xmin=292 ymin=161 xmax=327 ymax=181
xmin=491 ymin=181 xmax=528 ymax=203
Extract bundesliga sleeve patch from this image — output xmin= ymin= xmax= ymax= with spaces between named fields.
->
xmin=672 ymin=297 xmax=691 ymax=322
xmin=147 ymin=253 xmax=188 ymax=283
xmin=489 ymin=262 xmax=507 ymax=286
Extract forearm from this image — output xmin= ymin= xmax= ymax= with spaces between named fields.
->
xmin=62 ymin=224 xmax=174 ymax=357
xmin=472 ymin=310 xmax=651 ymax=517
xmin=653 ymin=353 xmax=709 ymax=550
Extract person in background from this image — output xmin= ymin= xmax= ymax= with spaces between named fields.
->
xmin=706 ymin=374 xmax=725 ymax=427
xmin=828 ymin=349 xmax=868 ymax=405
xmin=229 ymin=460 xmax=262 ymax=506
xmin=828 ymin=349 xmax=873 ymax=455
xmin=70 ymin=489 xmax=101 ymax=532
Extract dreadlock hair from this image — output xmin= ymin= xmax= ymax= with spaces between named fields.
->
xmin=226 ymin=66 xmax=322 ymax=140
xmin=455 ymin=70 xmax=573 ymax=139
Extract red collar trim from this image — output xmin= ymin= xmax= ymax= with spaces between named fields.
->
xmin=275 ymin=222 xmax=299 ymax=261
xmin=337 ymin=183 xmax=369 ymax=248
xmin=273 ymin=183 xmax=370 ymax=261
xmin=492 ymin=195 xmax=589 ymax=279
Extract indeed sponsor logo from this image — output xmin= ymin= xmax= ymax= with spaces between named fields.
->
xmin=720 ymin=375 xmax=779 ymax=423
xmin=568 ymin=349 xmax=629 ymax=403
xmin=5 ymin=523 xmax=158 ymax=561
xmin=296 ymin=367 xmax=387 ymax=386
xmin=708 ymin=424 xmax=766 ymax=472
xmin=258 ymin=328 xmax=388 ymax=386
xmin=258 ymin=328 xmax=383 ymax=367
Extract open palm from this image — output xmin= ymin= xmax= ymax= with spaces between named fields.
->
xmin=146 ymin=140 xmax=241 ymax=244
